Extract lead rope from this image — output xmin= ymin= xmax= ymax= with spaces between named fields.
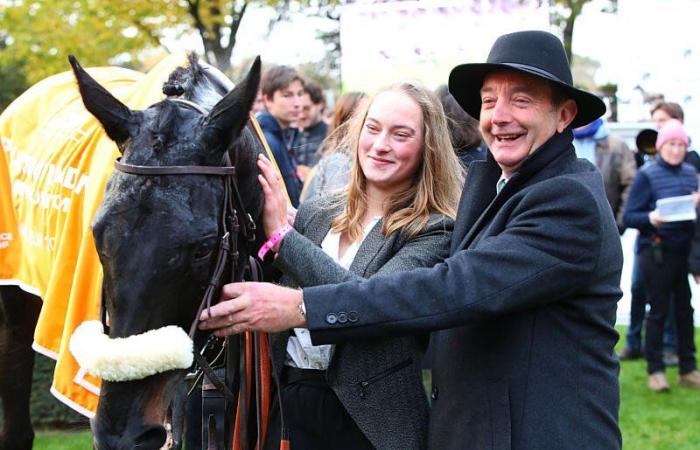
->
xmin=246 ymin=256 xmax=288 ymax=450
xmin=247 ymin=118 xmax=292 ymax=450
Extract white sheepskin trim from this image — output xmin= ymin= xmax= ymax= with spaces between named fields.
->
xmin=69 ymin=320 xmax=194 ymax=382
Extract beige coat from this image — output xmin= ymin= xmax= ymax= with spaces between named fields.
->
xmin=595 ymin=135 xmax=637 ymax=230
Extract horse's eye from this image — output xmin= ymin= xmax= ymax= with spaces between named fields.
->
xmin=166 ymin=253 xmax=182 ymax=267
xmin=193 ymin=241 xmax=215 ymax=262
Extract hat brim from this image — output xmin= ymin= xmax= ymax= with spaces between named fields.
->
xmin=448 ymin=62 xmax=607 ymax=129
xmin=636 ymin=128 xmax=658 ymax=155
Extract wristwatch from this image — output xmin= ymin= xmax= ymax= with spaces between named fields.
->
xmin=297 ymin=299 xmax=306 ymax=319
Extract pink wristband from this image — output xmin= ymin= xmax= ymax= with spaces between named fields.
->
xmin=257 ymin=224 xmax=292 ymax=259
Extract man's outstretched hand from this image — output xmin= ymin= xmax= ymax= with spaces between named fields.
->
xmin=198 ymin=282 xmax=306 ymax=336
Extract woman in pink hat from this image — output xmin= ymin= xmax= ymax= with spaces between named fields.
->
xmin=624 ymin=119 xmax=700 ymax=392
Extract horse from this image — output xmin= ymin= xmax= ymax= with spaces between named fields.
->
xmin=0 ymin=285 xmax=42 ymax=450
xmin=0 ymin=54 xmax=276 ymax=450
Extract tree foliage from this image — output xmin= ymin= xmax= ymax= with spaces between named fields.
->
xmin=188 ymin=0 xmax=341 ymax=74
xmin=0 ymin=0 xmax=340 ymax=89
xmin=0 ymin=0 xmax=184 ymax=84
xmin=0 ymin=46 xmax=28 ymax=110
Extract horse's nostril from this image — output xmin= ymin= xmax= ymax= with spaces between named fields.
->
xmin=134 ymin=425 xmax=167 ymax=450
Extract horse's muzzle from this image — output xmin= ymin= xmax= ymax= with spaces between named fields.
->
xmin=91 ymin=371 xmax=184 ymax=450
xmin=92 ymin=416 xmax=168 ymax=450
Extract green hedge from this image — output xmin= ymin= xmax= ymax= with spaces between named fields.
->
xmin=30 ymin=354 xmax=89 ymax=427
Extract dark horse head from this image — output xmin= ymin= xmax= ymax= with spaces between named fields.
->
xmin=69 ymin=54 xmax=266 ymax=450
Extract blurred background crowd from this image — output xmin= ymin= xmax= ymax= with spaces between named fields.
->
xmin=3 ymin=0 xmax=700 ymax=448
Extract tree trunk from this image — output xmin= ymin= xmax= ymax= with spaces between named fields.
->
xmin=188 ymin=1 xmax=250 ymax=75
xmin=562 ymin=13 xmax=575 ymax=65
xmin=561 ymin=0 xmax=589 ymax=67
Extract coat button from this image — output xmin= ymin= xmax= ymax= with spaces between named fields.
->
xmin=431 ymin=386 xmax=439 ymax=401
xmin=325 ymin=313 xmax=338 ymax=324
xmin=348 ymin=311 xmax=358 ymax=323
xmin=337 ymin=312 xmax=348 ymax=323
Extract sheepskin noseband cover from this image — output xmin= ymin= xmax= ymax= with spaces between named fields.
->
xmin=69 ymin=320 xmax=194 ymax=382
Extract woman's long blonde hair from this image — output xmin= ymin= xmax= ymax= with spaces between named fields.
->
xmin=331 ymin=82 xmax=464 ymax=241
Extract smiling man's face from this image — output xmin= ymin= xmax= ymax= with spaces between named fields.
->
xmin=479 ymin=70 xmax=577 ymax=177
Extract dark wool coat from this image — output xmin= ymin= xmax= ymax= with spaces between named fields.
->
xmin=256 ymin=112 xmax=302 ymax=206
xmin=304 ymin=131 xmax=623 ymax=450
xmin=272 ymin=197 xmax=453 ymax=450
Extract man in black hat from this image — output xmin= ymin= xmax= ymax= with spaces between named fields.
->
xmin=201 ymin=30 xmax=623 ymax=449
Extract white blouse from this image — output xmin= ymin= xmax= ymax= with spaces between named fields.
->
xmin=285 ymin=217 xmax=381 ymax=370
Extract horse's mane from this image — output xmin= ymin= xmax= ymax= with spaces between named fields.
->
xmin=162 ymin=53 xmax=234 ymax=113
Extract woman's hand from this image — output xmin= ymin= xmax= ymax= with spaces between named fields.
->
xmin=693 ymin=191 xmax=700 ymax=208
xmin=257 ymin=153 xmax=296 ymax=238
xmin=649 ymin=210 xmax=665 ymax=228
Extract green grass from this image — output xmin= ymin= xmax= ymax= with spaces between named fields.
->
xmin=617 ymin=326 xmax=700 ymax=450
xmin=34 ymin=429 xmax=92 ymax=449
xmin=35 ymin=327 xmax=700 ymax=449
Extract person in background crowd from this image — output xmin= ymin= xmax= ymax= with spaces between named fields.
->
xmin=252 ymin=83 xmax=461 ymax=450
xmin=623 ymin=119 xmax=700 ymax=392
xmin=687 ymin=193 xmax=700 ymax=312
xmin=300 ymin=92 xmax=367 ymax=203
xmin=651 ymin=101 xmax=700 ymax=171
xmin=434 ymin=85 xmax=485 ymax=169
xmin=257 ymin=65 xmax=305 ymax=207
xmin=634 ymin=128 xmax=658 ymax=168
xmin=292 ymin=82 xmax=329 ymax=182
xmin=573 ymin=118 xmax=637 ymax=232
xmin=201 ymin=30 xmax=623 ymax=450
xmin=252 ymin=88 xmax=266 ymax=115
xmin=619 ymin=102 xmax=696 ymax=363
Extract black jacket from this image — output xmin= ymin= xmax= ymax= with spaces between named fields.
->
xmin=303 ymin=131 xmax=623 ymax=450
xmin=256 ymin=112 xmax=302 ymax=206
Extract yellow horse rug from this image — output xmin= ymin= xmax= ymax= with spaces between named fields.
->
xmin=0 ymin=54 xmax=278 ymax=418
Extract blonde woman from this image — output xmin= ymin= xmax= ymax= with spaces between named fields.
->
xmin=300 ymin=91 xmax=367 ymax=202
xmin=202 ymin=82 xmax=463 ymax=449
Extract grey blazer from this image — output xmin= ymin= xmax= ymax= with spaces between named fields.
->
xmin=271 ymin=197 xmax=453 ymax=450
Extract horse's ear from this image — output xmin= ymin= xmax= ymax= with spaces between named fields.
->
xmin=202 ymin=56 xmax=261 ymax=155
xmin=68 ymin=55 xmax=141 ymax=146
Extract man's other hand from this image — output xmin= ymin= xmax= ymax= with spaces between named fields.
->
xmin=198 ymin=282 xmax=306 ymax=336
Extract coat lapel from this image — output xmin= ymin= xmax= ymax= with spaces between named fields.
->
xmin=304 ymin=203 xmax=341 ymax=247
xmin=453 ymin=131 xmax=577 ymax=251
xmin=305 ymin=204 xmax=388 ymax=277
xmin=450 ymin=157 xmax=501 ymax=253
xmin=348 ymin=220 xmax=388 ymax=277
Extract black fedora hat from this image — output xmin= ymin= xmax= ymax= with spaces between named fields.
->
xmin=636 ymin=128 xmax=658 ymax=155
xmin=449 ymin=30 xmax=606 ymax=129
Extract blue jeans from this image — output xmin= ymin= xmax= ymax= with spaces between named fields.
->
xmin=625 ymin=247 xmax=678 ymax=352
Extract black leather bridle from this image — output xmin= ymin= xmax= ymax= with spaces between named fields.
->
xmin=108 ymin=98 xmax=283 ymax=450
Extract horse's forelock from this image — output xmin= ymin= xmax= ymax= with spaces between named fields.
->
xmin=162 ymin=54 xmax=202 ymax=97
xmin=162 ymin=54 xmax=229 ymax=112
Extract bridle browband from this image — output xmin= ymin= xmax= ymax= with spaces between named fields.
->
xmin=114 ymin=158 xmax=236 ymax=176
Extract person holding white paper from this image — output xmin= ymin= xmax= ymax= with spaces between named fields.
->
xmin=624 ymin=119 xmax=700 ymax=392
